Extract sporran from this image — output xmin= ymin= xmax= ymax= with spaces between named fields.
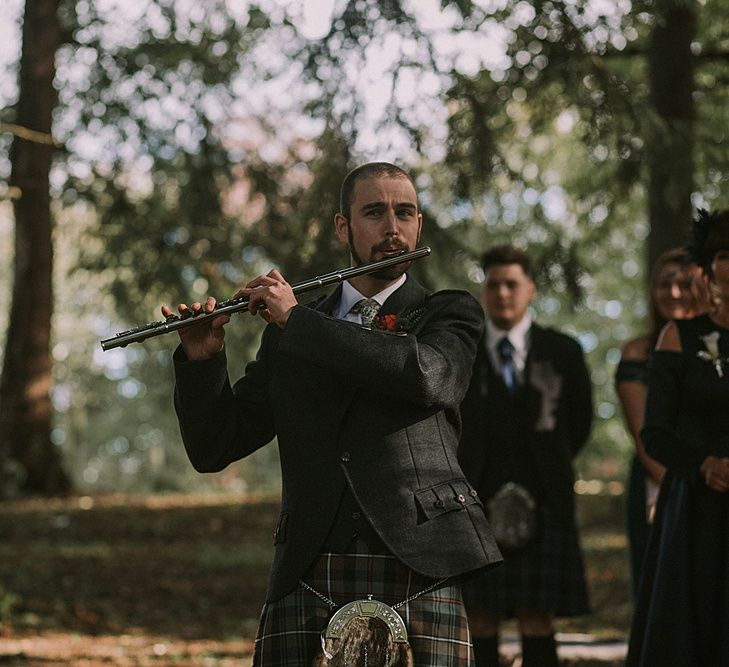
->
xmin=487 ymin=482 xmax=537 ymax=550
xmin=302 ymin=577 xmax=445 ymax=667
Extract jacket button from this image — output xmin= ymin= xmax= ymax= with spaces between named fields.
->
xmin=341 ymin=452 xmax=350 ymax=462
xmin=469 ymin=489 xmax=478 ymax=497
xmin=456 ymin=494 xmax=466 ymax=504
xmin=351 ymin=512 xmax=361 ymax=520
xmin=434 ymin=499 xmax=445 ymax=508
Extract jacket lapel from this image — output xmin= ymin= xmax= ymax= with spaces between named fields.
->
xmin=315 ymin=284 xmax=344 ymax=316
xmin=525 ymin=324 xmax=545 ymax=428
xmin=379 ymin=275 xmax=427 ymax=315
xmin=312 ymin=276 xmax=426 ymax=317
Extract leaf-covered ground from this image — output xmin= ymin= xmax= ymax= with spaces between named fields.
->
xmin=0 ymin=492 xmax=630 ymax=665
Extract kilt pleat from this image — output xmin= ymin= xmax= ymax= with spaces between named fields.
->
xmin=252 ymin=544 xmax=473 ymax=666
xmin=462 ymin=505 xmax=589 ymax=617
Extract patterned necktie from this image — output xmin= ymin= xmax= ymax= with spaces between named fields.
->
xmin=497 ymin=336 xmax=517 ymax=393
xmin=350 ymin=298 xmax=381 ymax=327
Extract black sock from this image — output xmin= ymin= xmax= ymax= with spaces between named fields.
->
xmin=521 ymin=634 xmax=558 ymax=667
xmin=473 ymin=635 xmax=500 ymax=667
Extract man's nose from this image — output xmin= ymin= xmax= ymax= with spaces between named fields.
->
xmin=670 ymin=283 xmax=682 ymax=298
xmin=383 ymin=209 xmax=399 ymax=236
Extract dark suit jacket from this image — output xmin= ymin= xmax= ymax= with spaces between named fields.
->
xmin=173 ymin=275 xmax=502 ymax=602
xmin=458 ymin=323 xmax=593 ymax=519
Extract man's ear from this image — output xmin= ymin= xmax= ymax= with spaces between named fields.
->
xmin=334 ymin=213 xmax=349 ymax=244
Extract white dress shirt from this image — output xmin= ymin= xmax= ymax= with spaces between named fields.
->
xmin=334 ymin=274 xmax=407 ymax=323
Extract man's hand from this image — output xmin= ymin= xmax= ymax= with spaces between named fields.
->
xmin=160 ymin=269 xmax=295 ymax=359
xmin=160 ymin=296 xmax=230 ymax=361
xmin=233 ymin=269 xmax=297 ymax=329
xmin=700 ymin=455 xmax=729 ymax=493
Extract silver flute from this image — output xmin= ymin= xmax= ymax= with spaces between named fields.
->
xmin=100 ymin=246 xmax=432 ymax=351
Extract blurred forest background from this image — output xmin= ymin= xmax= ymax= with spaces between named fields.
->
xmin=0 ymin=0 xmax=728 ymax=500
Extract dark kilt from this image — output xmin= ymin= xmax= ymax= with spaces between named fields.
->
xmin=462 ymin=505 xmax=589 ymax=617
xmin=252 ymin=543 xmax=474 ymax=666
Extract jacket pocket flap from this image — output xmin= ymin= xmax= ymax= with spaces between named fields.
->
xmin=415 ymin=479 xmax=480 ymax=520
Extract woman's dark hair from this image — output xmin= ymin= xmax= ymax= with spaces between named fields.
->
xmin=685 ymin=208 xmax=729 ymax=274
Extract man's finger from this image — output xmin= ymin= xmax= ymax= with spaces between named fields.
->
xmin=211 ymin=314 xmax=231 ymax=330
xmin=248 ymin=291 xmax=266 ymax=314
xmin=246 ymin=275 xmax=277 ymax=289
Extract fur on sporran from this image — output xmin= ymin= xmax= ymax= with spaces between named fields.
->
xmin=312 ymin=616 xmax=414 ymax=667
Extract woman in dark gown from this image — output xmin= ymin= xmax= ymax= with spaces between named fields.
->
xmin=615 ymin=249 xmax=707 ymax=597
xmin=627 ymin=209 xmax=729 ymax=666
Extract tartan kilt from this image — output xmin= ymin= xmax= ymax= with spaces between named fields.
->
xmin=252 ymin=543 xmax=474 ymax=667
xmin=462 ymin=504 xmax=589 ymax=617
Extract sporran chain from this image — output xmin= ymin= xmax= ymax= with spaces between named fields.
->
xmin=298 ymin=577 xmax=447 ymax=610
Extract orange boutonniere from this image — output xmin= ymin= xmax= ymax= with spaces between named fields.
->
xmin=372 ymin=305 xmax=427 ymax=333
xmin=373 ymin=314 xmax=399 ymax=331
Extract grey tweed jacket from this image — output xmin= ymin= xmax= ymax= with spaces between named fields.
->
xmin=173 ymin=274 xmax=502 ymax=602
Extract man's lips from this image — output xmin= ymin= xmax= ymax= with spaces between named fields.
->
xmin=376 ymin=245 xmax=408 ymax=256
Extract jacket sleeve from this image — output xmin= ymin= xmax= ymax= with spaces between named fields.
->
xmin=278 ymin=290 xmax=484 ymax=409
xmin=641 ymin=350 xmax=705 ymax=479
xmin=563 ymin=338 xmax=593 ymax=457
xmin=173 ymin=328 xmax=277 ymax=473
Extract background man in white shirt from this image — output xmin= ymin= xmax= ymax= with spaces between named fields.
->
xmin=459 ymin=244 xmax=593 ymax=667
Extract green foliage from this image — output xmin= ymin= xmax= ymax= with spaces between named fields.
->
xmin=240 ymin=123 xmax=355 ymax=278
xmin=4 ymin=0 xmax=729 ymax=493
xmin=56 ymin=0 xmax=267 ymax=321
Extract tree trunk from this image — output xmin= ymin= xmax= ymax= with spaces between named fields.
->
xmin=0 ymin=0 xmax=70 ymax=495
xmin=646 ymin=2 xmax=696 ymax=271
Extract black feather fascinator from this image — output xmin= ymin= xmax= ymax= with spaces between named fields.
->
xmin=685 ymin=208 xmax=729 ymax=269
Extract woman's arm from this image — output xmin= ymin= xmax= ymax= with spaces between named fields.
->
xmin=616 ymin=338 xmax=665 ymax=484
xmin=616 ymin=379 xmax=665 ymax=484
xmin=641 ymin=322 xmax=706 ymax=479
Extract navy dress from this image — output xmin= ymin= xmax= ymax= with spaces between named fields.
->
xmin=627 ymin=315 xmax=729 ymax=666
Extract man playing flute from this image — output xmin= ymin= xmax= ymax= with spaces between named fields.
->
xmin=163 ymin=162 xmax=501 ymax=666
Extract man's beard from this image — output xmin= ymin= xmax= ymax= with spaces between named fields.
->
xmin=347 ymin=226 xmax=414 ymax=280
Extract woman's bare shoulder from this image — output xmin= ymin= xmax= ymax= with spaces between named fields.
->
xmin=621 ymin=335 xmax=652 ymax=360
xmin=655 ymin=321 xmax=682 ymax=352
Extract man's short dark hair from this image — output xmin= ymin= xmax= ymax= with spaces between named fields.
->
xmin=339 ymin=162 xmax=417 ymax=221
xmin=481 ymin=245 xmax=534 ymax=279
